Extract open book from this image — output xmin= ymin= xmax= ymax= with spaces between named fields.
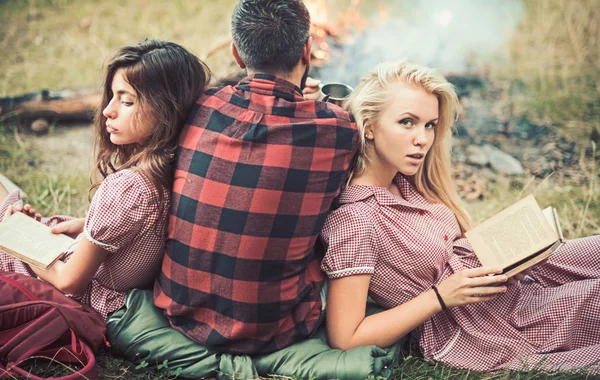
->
xmin=465 ymin=194 xmax=565 ymax=278
xmin=0 ymin=212 xmax=75 ymax=270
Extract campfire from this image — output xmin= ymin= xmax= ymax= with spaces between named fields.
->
xmin=305 ymin=0 xmax=371 ymax=67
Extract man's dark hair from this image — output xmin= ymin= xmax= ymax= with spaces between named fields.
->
xmin=231 ymin=0 xmax=311 ymax=73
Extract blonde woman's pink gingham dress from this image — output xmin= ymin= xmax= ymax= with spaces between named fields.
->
xmin=321 ymin=173 xmax=600 ymax=374
xmin=0 ymin=169 xmax=168 ymax=321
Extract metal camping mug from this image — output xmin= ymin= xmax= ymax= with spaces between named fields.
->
xmin=320 ymin=82 xmax=353 ymax=107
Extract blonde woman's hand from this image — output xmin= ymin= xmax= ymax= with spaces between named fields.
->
xmin=50 ymin=218 xmax=85 ymax=239
xmin=436 ymin=267 xmax=508 ymax=308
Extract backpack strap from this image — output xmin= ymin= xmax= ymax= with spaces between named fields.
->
xmin=5 ymin=330 xmax=99 ymax=380
xmin=0 ymin=273 xmax=103 ymax=379
xmin=0 ymin=306 xmax=65 ymax=360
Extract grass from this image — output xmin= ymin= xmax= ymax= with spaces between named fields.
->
xmin=463 ymin=143 xmax=599 ymax=239
xmin=392 ymin=354 xmax=598 ymax=380
xmin=491 ymin=0 xmax=600 ymax=144
xmin=0 ymin=0 xmax=238 ymax=96
xmin=0 ymin=126 xmax=90 ymax=217
xmin=1 ymin=0 xmax=599 ymax=379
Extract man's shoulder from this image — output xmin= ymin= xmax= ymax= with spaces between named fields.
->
xmin=204 ymin=85 xmax=228 ymax=96
xmin=197 ymin=85 xmax=231 ymax=102
xmin=192 ymin=84 xmax=355 ymax=130
xmin=308 ymin=101 xmax=352 ymax=122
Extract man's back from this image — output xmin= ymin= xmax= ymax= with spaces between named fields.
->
xmin=155 ymin=74 xmax=357 ymax=354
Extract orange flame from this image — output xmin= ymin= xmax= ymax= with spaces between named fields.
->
xmin=305 ymin=0 xmax=329 ymax=26
xmin=305 ymin=0 xmax=331 ymax=64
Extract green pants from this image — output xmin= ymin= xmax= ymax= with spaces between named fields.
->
xmin=106 ymin=289 xmax=403 ymax=380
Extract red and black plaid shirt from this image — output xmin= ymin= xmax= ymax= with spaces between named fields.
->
xmin=154 ymin=74 xmax=358 ymax=354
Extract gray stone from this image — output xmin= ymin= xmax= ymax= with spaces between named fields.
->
xmin=466 ymin=145 xmax=489 ymax=166
xmin=452 ymin=150 xmax=467 ymax=164
xmin=482 ymin=144 xmax=524 ymax=175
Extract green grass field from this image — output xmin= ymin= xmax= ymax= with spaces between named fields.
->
xmin=1 ymin=0 xmax=599 ymax=379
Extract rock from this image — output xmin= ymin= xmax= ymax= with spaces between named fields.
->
xmin=453 ymin=168 xmax=487 ymax=200
xmin=482 ymin=144 xmax=524 ymax=175
xmin=591 ymin=128 xmax=600 ymax=144
xmin=79 ymin=18 xmax=91 ymax=29
xmin=478 ymin=167 xmax=498 ymax=182
xmin=30 ymin=118 xmax=49 ymax=134
xmin=541 ymin=142 xmax=556 ymax=154
xmin=466 ymin=145 xmax=489 ymax=166
xmin=452 ymin=150 xmax=467 ymax=164
xmin=527 ymin=157 xmax=554 ymax=177
xmin=557 ymin=140 xmax=575 ymax=152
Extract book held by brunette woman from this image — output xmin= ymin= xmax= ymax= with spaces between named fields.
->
xmin=465 ymin=194 xmax=565 ymax=277
xmin=0 ymin=212 xmax=74 ymax=269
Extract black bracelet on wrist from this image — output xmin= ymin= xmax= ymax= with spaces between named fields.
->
xmin=431 ymin=285 xmax=447 ymax=311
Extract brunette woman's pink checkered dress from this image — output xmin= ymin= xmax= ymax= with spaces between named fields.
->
xmin=0 ymin=169 xmax=168 ymax=320
xmin=321 ymin=174 xmax=600 ymax=374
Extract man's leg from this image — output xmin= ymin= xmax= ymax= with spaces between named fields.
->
xmin=106 ymin=289 xmax=258 ymax=379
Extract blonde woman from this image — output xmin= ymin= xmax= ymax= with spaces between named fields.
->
xmin=320 ymin=60 xmax=600 ymax=373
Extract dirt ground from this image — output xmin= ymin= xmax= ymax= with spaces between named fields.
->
xmin=30 ymin=124 xmax=94 ymax=175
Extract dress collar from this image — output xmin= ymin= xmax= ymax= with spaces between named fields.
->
xmin=338 ymin=173 xmax=429 ymax=210
xmin=236 ymin=74 xmax=304 ymax=102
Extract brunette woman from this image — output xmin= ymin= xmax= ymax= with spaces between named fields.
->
xmin=0 ymin=39 xmax=210 ymax=321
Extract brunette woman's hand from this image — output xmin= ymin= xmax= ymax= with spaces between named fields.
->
xmin=50 ymin=218 xmax=85 ymax=239
xmin=435 ymin=267 xmax=508 ymax=308
xmin=3 ymin=203 xmax=42 ymax=222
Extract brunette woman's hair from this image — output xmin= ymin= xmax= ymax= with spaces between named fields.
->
xmin=345 ymin=60 xmax=471 ymax=233
xmin=92 ymin=39 xmax=210 ymax=201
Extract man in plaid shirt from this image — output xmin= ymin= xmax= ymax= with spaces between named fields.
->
xmin=154 ymin=0 xmax=358 ymax=355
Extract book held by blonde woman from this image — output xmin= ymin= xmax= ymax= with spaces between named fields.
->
xmin=466 ymin=194 xmax=565 ymax=277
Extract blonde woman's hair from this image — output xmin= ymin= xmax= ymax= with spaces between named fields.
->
xmin=345 ymin=60 xmax=471 ymax=233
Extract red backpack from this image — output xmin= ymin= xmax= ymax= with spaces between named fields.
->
xmin=0 ymin=271 xmax=107 ymax=379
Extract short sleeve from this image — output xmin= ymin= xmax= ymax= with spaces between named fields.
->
xmin=320 ymin=203 xmax=378 ymax=279
xmin=450 ymin=237 xmax=482 ymax=270
xmin=84 ymin=170 xmax=151 ymax=253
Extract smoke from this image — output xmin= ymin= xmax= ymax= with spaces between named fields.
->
xmin=314 ymin=0 xmax=524 ymax=86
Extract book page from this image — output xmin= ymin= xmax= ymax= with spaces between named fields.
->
xmin=542 ymin=207 xmax=564 ymax=242
xmin=465 ymin=195 xmax=559 ymax=269
xmin=541 ymin=207 xmax=555 ymax=233
xmin=0 ymin=212 xmax=74 ymax=269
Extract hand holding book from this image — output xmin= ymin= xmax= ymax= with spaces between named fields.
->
xmin=434 ymin=266 xmax=508 ymax=309
xmin=0 ymin=208 xmax=75 ymax=270
xmin=50 ymin=218 xmax=85 ymax=239
xmin=4 ymin=203 xmax=42 ymax=222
